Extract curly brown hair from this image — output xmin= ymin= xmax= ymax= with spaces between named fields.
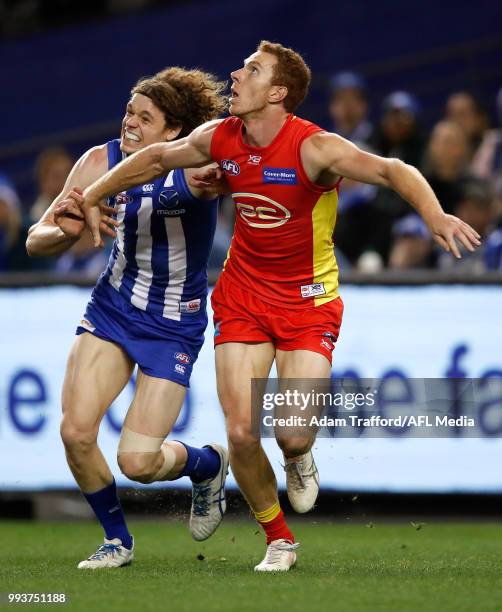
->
xmin=257 ymin=41 xmax=311 ymax=113
xmin=132 ymin=67 xmax=227 ymax=138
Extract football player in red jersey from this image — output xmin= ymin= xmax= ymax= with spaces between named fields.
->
xmin=81 ymin=41 xmax=480 ymax=571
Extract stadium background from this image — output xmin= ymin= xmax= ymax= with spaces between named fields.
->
xmin=1 ymin=0 xmax=502 ymax=597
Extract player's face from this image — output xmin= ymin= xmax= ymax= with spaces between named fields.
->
xmin=229 ymin=51 xmax=282 ymax=118
xmin=120 ymin=93 xmax=178 ymax=154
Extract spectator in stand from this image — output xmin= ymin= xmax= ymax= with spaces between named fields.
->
xmin=389 ymin=179 xmax=499 ymax=272
xmin=30 ymin=147 xmax=73 ymax=223
xmin=471 ymin=86 xmax=502 ymax=189
xmin=388 ymin=120 xmax=474 ymax=269
xmin=388 ymin=213 xmax=434 ymax=270
xmin=328 ymin=71 xmax=374 ymax=146
xmin=438 ymin=179 xmax=496 ymax=273
xmin=328 ymin=72 xmax=377 ymax=268
xmin=0 ymin=173 xmax=21 ymax=271
xmin=445 ymin=91 xmax=488 ymax=162
xmin=371 ymin=91 xmax=425 ymax=167
xmin=422 ymin=120 xmax=473 ymax=214
xmin=363 ymin=91 xmax=426 ymax=266
xmin=333 ymin=149 xmax=378 ymax=268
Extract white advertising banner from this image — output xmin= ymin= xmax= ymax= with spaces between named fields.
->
xmin=0 ymin=285 xmax=501 ymax=492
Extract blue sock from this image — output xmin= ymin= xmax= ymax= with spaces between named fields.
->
xmin=175 ymin=443 xmax=221 ymax=483
xmin=83 ymin=479 xmax=133 ymax=549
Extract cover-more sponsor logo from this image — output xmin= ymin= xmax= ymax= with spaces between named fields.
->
xmin=233 ymin=193 xmax=291 ymax=228
xmin=263 ymin=167 xmax=297 ymax=185
xmin=221 ymin=159 xmax=241 ymax=176
xmin=301 ymin=283 xmax=326 ymax=298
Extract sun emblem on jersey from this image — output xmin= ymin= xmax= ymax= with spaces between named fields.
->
xmin=233 ymin=193 xmax=291 ymax=228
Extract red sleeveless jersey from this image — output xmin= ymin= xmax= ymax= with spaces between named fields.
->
xmin=211 ymin=114 xmax=340 ymax=309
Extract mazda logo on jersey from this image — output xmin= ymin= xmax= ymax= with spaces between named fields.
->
xmin=159 ymin=188 xmax=180 ymax=208
xmin=221 ymin=159 xmax=240 ymax=176
xmin=233 ymin=192 xmax=291 ymax=228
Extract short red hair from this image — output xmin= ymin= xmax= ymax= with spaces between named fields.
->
xmin=257 ymin=40 xmax=311 ymax=112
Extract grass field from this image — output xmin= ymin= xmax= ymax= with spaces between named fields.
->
xmin=1 ymin=520 xmax=502 ymax=611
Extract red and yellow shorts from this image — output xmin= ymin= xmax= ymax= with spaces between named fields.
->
xmin=211 ymin=273 xmax=344 ymax=364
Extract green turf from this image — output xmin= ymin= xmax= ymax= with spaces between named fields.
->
xmin=1 ymin=520 xmax=501 ymax=611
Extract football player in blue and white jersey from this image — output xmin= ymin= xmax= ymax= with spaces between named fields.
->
xmin=26 ymin=67 xmax=229 ymax=568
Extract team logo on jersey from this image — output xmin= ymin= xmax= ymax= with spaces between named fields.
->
xmin=263 ymin=167 xmax=297 ymax=185
xmin=214 ymin=322 xmax=221 ymax=338
xmin=234 ymin=193 xmax=291 ymax=228
xmin=157 ymin=189 xmax=185 ymax=216
xmin=159 ymin=188 xmax=179 ymax=208
xmin=79 ymin=318 xmax=96 ymax=332
xmin=174 ymin=363 xmax=186 ymax=375
xmin=143 ymin=183 xmax=154 ymax=192
xmin=115 ymin=192 xmax=133 ymax=206
xmin=175 ymin=352 xmax=191 ymax=364
xmin=300 ymin=283 xmax=326 ymax=298
xmin=320 ymin=338 xmax=333 ymax=352
xmin=247 ymin=155 xmax=261 ymax=165
xmin=221 ymin=159 xmax=240 ymax=176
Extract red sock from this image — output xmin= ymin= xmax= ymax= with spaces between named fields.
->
xmin=257 ymin=510 xmax=295 ymax=545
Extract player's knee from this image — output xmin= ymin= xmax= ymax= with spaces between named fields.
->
xmin=227 ymin=422 xmax=260 ymax=455
xmin=117 ymin=453 xmax=158 ymax=484
xmin=276 ymin=436 xmax=311 ymax=457
xmin=60 ymin=416 xmax=97 ymax=455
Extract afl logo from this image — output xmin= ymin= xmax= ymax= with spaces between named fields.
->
xmin=233 ymin=193 xmax=291 ymax=228
xmin=221 ymin=159 xmax=240 ymax=176
xmin=175 ymin=352 xmax=191 ymax=364
xmin=115 ymin=192 xmax=133 ymax=206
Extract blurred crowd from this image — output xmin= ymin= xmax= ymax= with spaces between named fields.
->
xmin=1 ymin=77 xmax=502 ymax=277
xmin=328 ymin=74 xmax=502 ymax=273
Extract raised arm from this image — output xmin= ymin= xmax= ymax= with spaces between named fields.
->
xmin=26 ymin=145 xmax=117 ymax=257
xmin=301 ymin=132 xmax=481 ymax=258
xmin=83 ymin=120 xmax=219 ymax=246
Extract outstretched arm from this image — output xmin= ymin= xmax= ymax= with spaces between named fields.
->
xmin=301 ymin=132 xmax=481 ymax=258
xmin=83 ymin=120 xmax=219 ymax=246
xmin=26 ymin=145 xmax=118 ymax=257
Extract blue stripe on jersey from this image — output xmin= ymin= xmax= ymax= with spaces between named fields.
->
xmin=107 ymin=140 xmax=123 ymax=170
xmin=96 ymin=139 xmax=218 ymax=321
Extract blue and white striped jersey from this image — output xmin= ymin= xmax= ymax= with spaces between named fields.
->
xmin=95 ymin=139 xmax=218 ymax=322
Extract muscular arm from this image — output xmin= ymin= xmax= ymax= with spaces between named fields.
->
xmin=26 ymin=145 xmax=109 ymax=256
xmin=301 ymin=132 xmax=481 ymax=257
xmin=83 ymin=121 xmax=219 ymax=245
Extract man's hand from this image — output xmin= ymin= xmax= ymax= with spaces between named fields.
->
xmin=57 ymin=187 xmax=119 ymax=245
xmin=427 ymin=213 xmax=481 ymax=258
xmin=188 ymin=166 xmax=230 ymax=195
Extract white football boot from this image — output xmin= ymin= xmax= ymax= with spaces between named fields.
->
xmin=254 ymin=539 xmax=300 ymax=572
xmin=189 ymin=444 xmax=229 ymax=541
xmin=77 ymin=537 xmax=134 ymax=569
xmin=284 ymin=450 xmax=320 ymax=513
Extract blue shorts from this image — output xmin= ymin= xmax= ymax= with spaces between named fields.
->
xmin=76 ymin=284 xmax=207 ymax=386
